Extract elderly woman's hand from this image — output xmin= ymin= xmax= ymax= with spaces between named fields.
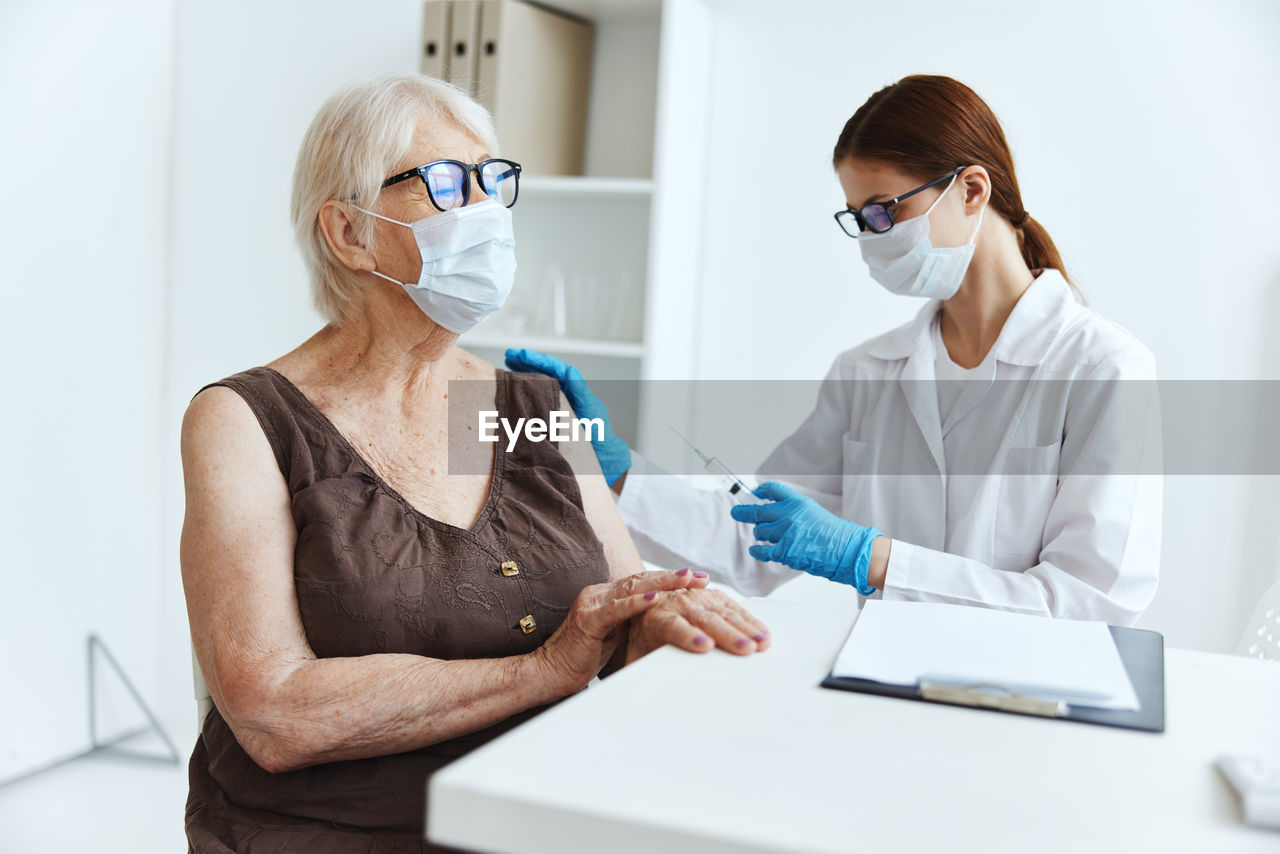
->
xmin=535 ymin=569 xmax=709 ymax=694
xmin=626 ymin=586 xmax=771 ymax=663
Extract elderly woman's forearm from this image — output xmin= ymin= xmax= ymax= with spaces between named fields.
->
xmin=232 ymin=649 xmax=563 ymax=773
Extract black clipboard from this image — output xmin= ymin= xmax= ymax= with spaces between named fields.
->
xmin=820 ymin=625 xmax=1165 ymax=733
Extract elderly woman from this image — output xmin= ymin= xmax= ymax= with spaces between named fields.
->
xmin=180 ymin=72 xmax=770 ymax=852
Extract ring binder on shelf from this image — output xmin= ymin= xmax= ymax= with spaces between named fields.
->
xmin=420 ymin=0 xmax=452 ymax=80
xmin=446 ymin=0 xmax=481 ymax=97
xmin=421 ymin=0 xmax=593 ymax=176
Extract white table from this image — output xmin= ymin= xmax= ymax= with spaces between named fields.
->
xmin=429 ymin=599 xmax=1280 ymax=853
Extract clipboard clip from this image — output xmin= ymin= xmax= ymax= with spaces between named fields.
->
xmin=918 ymin=681 xmax=1067 ymax=718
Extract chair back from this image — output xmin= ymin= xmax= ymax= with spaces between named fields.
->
xmin=192 ymin=643 xmax=214 ymax=726
xmin=1236 ymin=579 xmax=1280 ymax=661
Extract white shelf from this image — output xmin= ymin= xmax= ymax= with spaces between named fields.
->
xmin=519 ymin=175 xmax=653 ymax=200
xmin=540 ymin=0 xmax=660 ymax=23
xmin=461 ymin=333 xmax=646 ymax=359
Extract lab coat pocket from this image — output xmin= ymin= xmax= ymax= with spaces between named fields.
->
xmin=995 ymin=443 xmax=1061 ymax=564
xmin=841 ymin=432 xmax=878 ymax=519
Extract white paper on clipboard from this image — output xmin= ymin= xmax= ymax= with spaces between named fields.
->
xmin=832 ymin=600 xmax=1140 ymax=711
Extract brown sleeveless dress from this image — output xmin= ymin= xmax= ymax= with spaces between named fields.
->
xmin=185 ymin=366 xmax=609 ymax=853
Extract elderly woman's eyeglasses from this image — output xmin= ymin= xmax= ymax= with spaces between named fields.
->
xmin=381 ymin=159 xmax=523 ymax=211
xmin=833 ymin=166 xmax=964 ymax=237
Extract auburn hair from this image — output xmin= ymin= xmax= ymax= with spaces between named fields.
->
xmin=833 ymin=75 xmax=1073 ymax=290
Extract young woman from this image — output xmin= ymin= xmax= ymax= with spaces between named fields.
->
xmin=510 ymin=74 xmax=1161 ymax=625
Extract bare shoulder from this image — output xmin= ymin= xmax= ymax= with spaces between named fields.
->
xmin=184 ymin=383 xmax=252 ymax=424
xmin=180 ymin=383 xmax=294 ymax=594
xmin=181 ymin=385 xmax=284 ymax=500
xmin=182 ymin=385 xmax=266 ymax=460
xmin=454 ymin=345 xmax=499 ymax=379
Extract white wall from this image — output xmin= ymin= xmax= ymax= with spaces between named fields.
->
xmin=686 ymin=0 xmax=1280 ymax=651
xmin=0 ymin=0 xmax=176 ymax=783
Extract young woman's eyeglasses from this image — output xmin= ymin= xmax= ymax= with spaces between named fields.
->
xmin=381 ymin=159 xmax=523 ymax=211
xmin=833 ymin=166 xmax=964 ymax=237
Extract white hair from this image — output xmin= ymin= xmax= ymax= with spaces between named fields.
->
xmin=290 ymin=72 xmax=499 ymax=324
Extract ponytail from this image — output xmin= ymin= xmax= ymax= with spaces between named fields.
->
xmin=1016 ymin=214 xmax=1074 ymax=296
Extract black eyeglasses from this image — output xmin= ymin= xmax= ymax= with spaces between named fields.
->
xmin=834 ymin=166 xmax=964 ymax=237
xmin=381 ymin=158 xmax=522 ymax=211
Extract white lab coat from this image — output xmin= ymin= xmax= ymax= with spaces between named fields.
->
xmin=618 ymin=270 xmax=1162 ymax=625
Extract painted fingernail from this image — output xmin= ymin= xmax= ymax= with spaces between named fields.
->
xmin=753 ymin=632 xmax=769 ymax=642
xmin=693 ymin=571 xmax=709 ymax=579
xmin=676 ymin=568 xmax=690 ymax=576
xmin=644 ymin=591 xmax=657 ymax=600
xmin=735 ymin=637 xmax=751 ymax=649
xmin=693 ymin=634 xmax=710 ymax=646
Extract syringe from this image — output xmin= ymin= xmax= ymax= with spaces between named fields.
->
xmin=669 ymin=426 xmax=757 ymax=504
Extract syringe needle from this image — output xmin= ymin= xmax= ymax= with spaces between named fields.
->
xmin=668 ymin=425 xmax=712 ymax=466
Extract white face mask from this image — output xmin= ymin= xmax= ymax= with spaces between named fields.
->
xmin=857 ymin=174 xmax=985 ymax=301
xmin=356 ymin=200 xmax=517 ymax=334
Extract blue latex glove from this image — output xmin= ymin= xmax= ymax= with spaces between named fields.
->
xmin=504 ymin=348 xmax=632 ymax=485
xmin=730 ymin=481 xmax=883 ymax=595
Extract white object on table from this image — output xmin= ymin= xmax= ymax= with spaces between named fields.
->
xmin=833 ymin=599 xmax=1139 ymax=710
xmin=429 ymin=599 xmax=1280 ymax=853
xmin=1217 ymin=754 xmax=1280 ymax=829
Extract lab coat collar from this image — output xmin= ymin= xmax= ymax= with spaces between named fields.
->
xmin=867 ymin=269 xmax=1077 ymax=367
